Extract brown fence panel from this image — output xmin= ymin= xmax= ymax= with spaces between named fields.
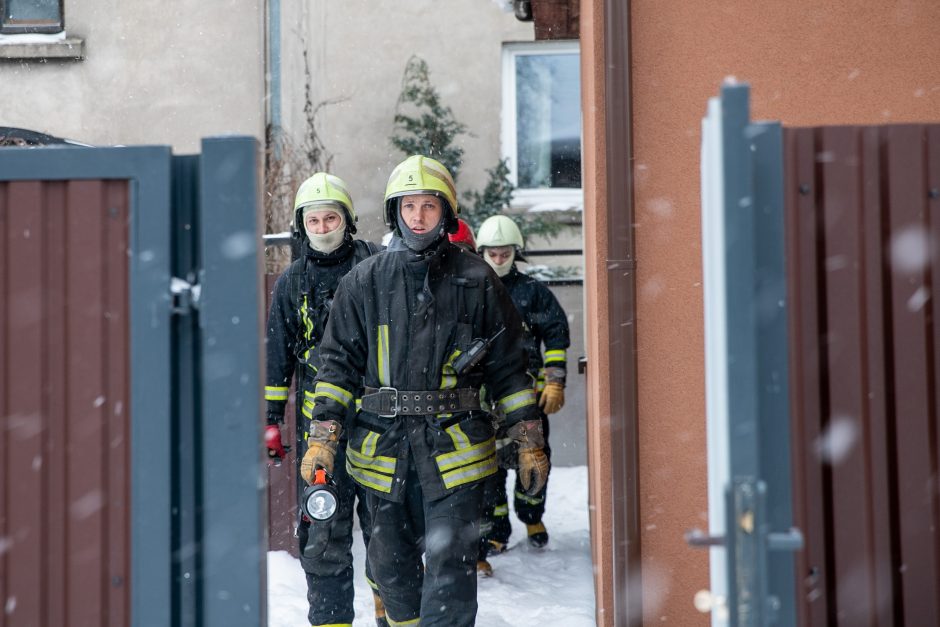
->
xmin=786 ymin=124 xmax=940 ymax=626
xmin=0 ymin=179 xmax=130 ymax=627
xmin=264 ymin=272 xmax=300 ymax=556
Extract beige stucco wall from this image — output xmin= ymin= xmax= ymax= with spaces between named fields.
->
xmin=279 ymin=0 xmax=534 ymax=242
xmin=625 ymin=0 xmax=940 ymax=624
xmin=0 ymin=0 xmax=265 ymax=152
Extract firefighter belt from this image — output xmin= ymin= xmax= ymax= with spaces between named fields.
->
xmin=362 ymin=386 xmax=481 ymax=417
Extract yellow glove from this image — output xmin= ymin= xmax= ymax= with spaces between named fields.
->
xmin=300 ymin=420 xmax=342 ymax=483
xmin=538 ymin=381 xmax=565 ymax=414
xmin=507 ymin=419 xmax=550 ymax=495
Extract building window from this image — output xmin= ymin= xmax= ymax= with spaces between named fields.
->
xmin=502 ymin=40 xmax=581 ymax=209
xmin=1 ymin=0 xmax=63 ymax=35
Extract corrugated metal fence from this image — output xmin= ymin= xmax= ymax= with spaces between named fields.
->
xmin=786 ymin=124 xmax=940 ymax=625
xmin=1 ymin=179 xmax=131 ymax=625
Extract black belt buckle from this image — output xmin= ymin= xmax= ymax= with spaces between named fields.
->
xmin=377 ymin=386 xmax=399 ymax=418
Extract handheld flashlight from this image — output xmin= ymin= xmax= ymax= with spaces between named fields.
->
xmin=301 ymin=468 xmax=339 ymax=522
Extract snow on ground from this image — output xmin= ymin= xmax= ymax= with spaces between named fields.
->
xmin=268 ymin=465 xmax=595 ymax=626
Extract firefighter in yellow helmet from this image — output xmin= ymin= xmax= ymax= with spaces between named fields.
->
xmin=474 ymin=214 xmax=570 ymax=572
xmin=299 ymin=155 xmax=549 ymax=626
xmin=262 ymin=172 xmax=387 ymax=626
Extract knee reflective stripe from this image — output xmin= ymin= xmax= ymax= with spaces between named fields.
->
xmin=440 ymin=349 xmax=460 ymax=389
xmin=313 ymin=382 xmax=353 ymax=408
xmin=264 ymin=385 xmax=289 ymax=402
xmin=544 ymin=348 xmax=566 ymax=366
xmin=514 ymin=490 xmax=545 ymax=505
xmin=300 ymin=295 xmax=314 ymax=339
xmin=387 ymin=616 xmax=420 ymax=626
xmin=377 ymin=324 xmax=390 ymax=386
xmin=493 ymin=504 xmax=510 ymax=517
xmin=498 ymin=389 xmax=536 ymax=414
xmin=444 ymin=424 xmax=470 ymax=450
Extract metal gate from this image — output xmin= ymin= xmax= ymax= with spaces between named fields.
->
xmin=700 ymin=84 xmax=940 ymax=626
xmin=0 ymin=137 xmax=266 ymax=627
xmin=786 ymin=123 xmax=940 ymax=625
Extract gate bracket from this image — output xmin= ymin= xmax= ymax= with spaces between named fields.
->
xmin=171 ymin=276 xmax=202 ymax=315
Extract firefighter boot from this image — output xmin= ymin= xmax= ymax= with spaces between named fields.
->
xmin=527 ymin=522 xmax=549 ymax=548
xmin=373 ymin=590 xmax=389 ymax=627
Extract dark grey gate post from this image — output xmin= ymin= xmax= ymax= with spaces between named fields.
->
xmin=196 ymin=136 xmax=267 ymax=625
xmin=692 ymin=84 xmax=801 ymax=626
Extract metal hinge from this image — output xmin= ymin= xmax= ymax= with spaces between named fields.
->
xmin=170 ymin=276 xmax=201 ymax=315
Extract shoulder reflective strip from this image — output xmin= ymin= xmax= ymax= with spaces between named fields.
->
xmin=544 ymin=349 xmax=566 ymax=363
xmin=498 ymin=389 xmax=536 ymax=413
xmin=362 ymin=431 xmax=379 ymax=457
xmin=346 ymin=459 xmax=393 ymax=493
xmin=514 ymin=490 xmax=545 ymax=505
xmin=301 ymin=295 xmax=314 ymax=339
xmin=347 ymin=446 xmax=397 ymax=473
xmin=314 ymin=382 xmax=353 ymax=408
xmin=441 ymin=455 xmax=497 ymax=489
xmin=493 ymin=504 xmax=510 ymax=516
xmin=377 ymin=324 xmax=390 ymax=386
xmin=444 ymin=424 xmax=471 ymax=450
xmin=435 ymin=438 xmax=495 ymax=472
xmin=264 ymin=386 xmax=289 ymax=401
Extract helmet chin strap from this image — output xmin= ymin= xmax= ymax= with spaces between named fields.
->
xmin=396 ymin=212 xmax=446 ymax=252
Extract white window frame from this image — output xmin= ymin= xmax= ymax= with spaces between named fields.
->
xmin=501 ymin=39 xmax=582 ymax=211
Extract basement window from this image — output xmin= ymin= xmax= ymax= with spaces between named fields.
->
xmin=502 ymin=40 xmax=582 ymax=211
xmin=1 ymin=0 xmax=63 ymax=34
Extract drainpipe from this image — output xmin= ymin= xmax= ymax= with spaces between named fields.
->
xmin=266 ymin=0 xmax=282 ymax=147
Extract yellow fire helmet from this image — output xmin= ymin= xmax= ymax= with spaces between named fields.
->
xmin=383 ymin=155 xmax=459 ymax=233
xmin=476 ymin=214 xmax=525 ymax=251
xmin=293 ymin=172 xmax=358 ymax=234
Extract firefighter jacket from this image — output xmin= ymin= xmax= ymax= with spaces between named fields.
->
xmin=308 ymin=237 xmax=539 ymax=503
xmin=264 ymin=238 xmax=378 ymax=425
xmin=500 ymin=265 xmax=570 ymax=387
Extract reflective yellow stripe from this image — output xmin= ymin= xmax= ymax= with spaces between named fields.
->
xmin=498 ymin=389 xmax=536 ymax=414
xmin=311 ymin=623 xmax=352 ymax=627
xmin=387 ymin=614 xmax=420 ymax=626
xmin=362 ymin=432 xmax=379 ymax=457
xmin=493 ymin=504 xmax=509 ymax=516
xmin=300 ymin=295 xmax=314 ymax=339
xmin=377 ymin=325 xmax=390 ymax=385
xmin=436 ymin=438 xmax=496 ymax=472
xmin=440 ymin=349 xmax=460 ymax=389
xmin=301 ymin=400 xmax=314 ymax=419
xmin=514 ymin=489 xmax=545 ymax=505
xmin=366 ymin=576 xmax=379 ymax=590
xmin=347 ymin=445 xmax=397 ymax=473
xmin=441 ymin=455 xmax=497 ymax=489
xmin=346 ymin=458 xmax=393 ymax=492
xmin=544 ymin=349 xmax=566 ymax=364
xmin=264 ymin=386 xmax=289 ymax=401
xmin=444 ymin=424 xmax=471 ymax=450
xmin=313 ymin=382 xmax=353 ymax=408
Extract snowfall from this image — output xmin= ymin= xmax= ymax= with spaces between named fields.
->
xmin=267 ymin=466 xmax=596 ymax=626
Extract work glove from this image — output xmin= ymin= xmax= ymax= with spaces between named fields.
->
xmin=507 ymin=419 xmax=550 ymax=495
xmin=538 ymin=381 xmax=565 ymax=414
xmin=300 ymin=420 xmax=342 ymax=483
xmin=264 ymin=424 xmax=289 ymax=464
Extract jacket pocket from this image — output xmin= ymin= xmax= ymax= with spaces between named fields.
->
xmin=345 ymin=424 xmax=397 ymax=494
xmin=432 ymin=413 xmax=497 ymax=489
